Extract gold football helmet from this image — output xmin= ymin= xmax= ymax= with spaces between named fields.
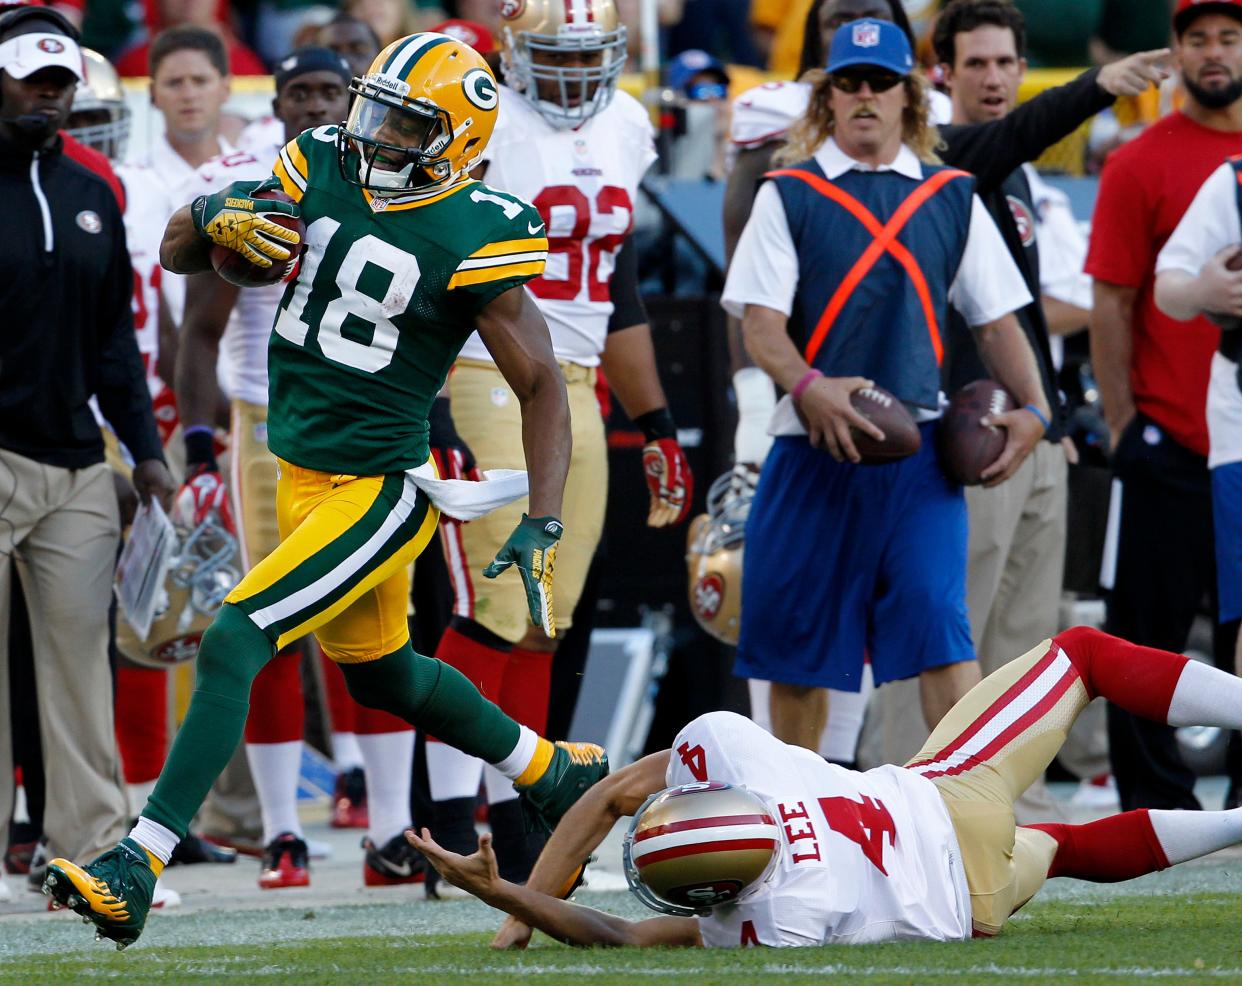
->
xmin=686 ymin=471 xmax=750 ymax=645
xmin=115 ymin=510 xmax=240 ymax=669
xmin=66 ymin=48 xmax=130 ymax=161
xmin=499 ymin=0 xmax=627 ymax=129
xmin=623 ymin=782 xmax=781 ymax=916
xmin=338 ymin=32 xmax=499 ymax=193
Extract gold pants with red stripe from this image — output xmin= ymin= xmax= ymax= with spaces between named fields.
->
xmin=444 ymin=358 xmax=606 ymax=644
xmin=905 ymin=638 xmax=1086 ymax=935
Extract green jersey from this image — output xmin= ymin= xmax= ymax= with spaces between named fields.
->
xmin=267 ymin=125 xmax=548 ymax=475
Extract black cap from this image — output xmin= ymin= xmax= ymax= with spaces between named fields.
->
xmin=274 ymin=46 xmax=352 ymax=91
xmin=0 ymin=5 xmax=80 ymax=42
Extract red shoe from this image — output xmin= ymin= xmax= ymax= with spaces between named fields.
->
xmin=330 ymin=767 xmax=369 ymax=829
xmin=362 ymin=834 xmax=426 ymax=886
xmin=4 ymin=839 xmax=37 ymax=875
xmin=258 ymin=833 xmax=310 ymax=889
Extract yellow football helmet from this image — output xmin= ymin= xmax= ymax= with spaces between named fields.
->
xmin=623 ymin=782 xmax=781 ymax=916
xmin=686 ymin=471 xmax=750 ymax=646
xmin=499 ymin=0 xmax=627 ymax=129
xmin=66 ymin=48 xmax=130 ymax=161
xmin=337 ymin=32 xmax=499 ymax=194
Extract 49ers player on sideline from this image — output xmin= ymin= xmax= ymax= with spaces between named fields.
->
xmin=415 ymin=626 xmax=1242 ymax=948
xmin=176 ymin=47 xmax=426 ymax=891
xmin=44 ymin=33 xmax=609 ymax=951
xmin=423 ymin=0 xmax=692 ymax=889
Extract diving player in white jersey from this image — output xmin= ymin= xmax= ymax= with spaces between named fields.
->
xmin=422 ymin=0 xmax=693 ymax=888
xmin=415 ymin=626 xmax=1242 ymax=948
xmin=177 ymin=47 xmax=424 ymax=891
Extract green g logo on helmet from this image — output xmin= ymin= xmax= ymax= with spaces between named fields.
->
xmin=462 ymin=67 xmax=498 ymax=110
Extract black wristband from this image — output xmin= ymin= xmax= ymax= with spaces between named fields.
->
xmin=184 ymin=427 xmax=218 ymax=471
xmin=634 ymin=407 xmax=676 ymax=442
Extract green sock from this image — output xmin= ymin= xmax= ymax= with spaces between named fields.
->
xmin=340 ymin=641 xmax=520 ymax=763
xmin=143 ymin=604 xmax=274 ymax=838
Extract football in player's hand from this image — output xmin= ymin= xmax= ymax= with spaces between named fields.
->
xmin=210 ymin=187 xmax=305 ymax=288
xmin=849 ymin=386 xmax=921 ymax=464
xmin=939 ymin=379 xmax=1015 ymax=485
xmin=1205 ymin=245 xmax=1242 ymax=331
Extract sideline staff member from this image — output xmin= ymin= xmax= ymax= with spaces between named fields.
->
xmin=721 ymin=19 xmax=1047 ymax=750
xmin=0 ymin=8 xmax=173 ymax=867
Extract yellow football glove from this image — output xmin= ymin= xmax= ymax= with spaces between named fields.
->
xmin=191 ymin=176 xmax=301 ymax=269
xmin=483 ymin=514 xmax=562 ymax=638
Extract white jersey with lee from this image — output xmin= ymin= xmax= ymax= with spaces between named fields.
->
xmin=730 ymin=79 xmax=952 ymax=151
xmin=667 ymin=712 xmax=971 ymax=948
xmin=456 ymin=87 xmax=657 ymax=367
xmin=184 ymin=148 xmax=287 ymax=407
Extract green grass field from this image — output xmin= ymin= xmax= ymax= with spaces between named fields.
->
xmin=4 ymin=878 xmax=1242 ymax=984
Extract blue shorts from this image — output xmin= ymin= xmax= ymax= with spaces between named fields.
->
xmin=735 ymin=425 xmax=975 ymax=691
xmin=1214 ymin=461 xmax=1242 ymax=623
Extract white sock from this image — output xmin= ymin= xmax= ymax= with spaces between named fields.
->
xmin=332 ymin=731 xmax=364 ymax=772
xmin=821 ymin=668 xmax=873 ymax=763
xmin=426 ymin=741 xmax=485 ymax=801
xmin=748 ymin=679 xmax=772 ymax=732
xmin=245 ymin=740 xmax=304 ymax=844
xmin=483 ymin=764 xmax=517 ymax=805
xmin=490 ymin=724 xmax=539 ymax=781
xmin=358 ymin=730 xmax=414 ymax=846
xmin=1167 ymin=661 xmax=1242 ymax=729
xmin=126 ymin=780 xmax=157 ymax=819
xmin=129 ymin=817 xmax=179 ymax=866
xmin=1149 ymin=808 xmax=1242 ymax=865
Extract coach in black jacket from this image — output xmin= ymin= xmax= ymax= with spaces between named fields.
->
xmin=929 ymin=0 xmax=1176 ymax=814
xmin=0 ymin=7 xmax=174 ymax=869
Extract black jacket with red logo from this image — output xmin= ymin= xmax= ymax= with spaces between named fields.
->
xmin=938 ymin=68 xmax=1112 ymax=440
xmin=0 ymin=130 xmax=161 ymax=468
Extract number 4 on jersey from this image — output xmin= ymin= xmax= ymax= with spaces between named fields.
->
xmin=677 ymin=742 xmax=708 ymax=782
xmin=818 ymin=795 xmax=897 ymax=875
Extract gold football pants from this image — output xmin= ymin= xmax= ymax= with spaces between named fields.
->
xmin=224 ymin=460 xmax=437 ymax=664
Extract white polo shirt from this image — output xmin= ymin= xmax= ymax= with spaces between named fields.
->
xmin=721 ymin=138 xmax=1030 ymax=326
xmin=1155 ymin=160 xmax=1242 ymax=470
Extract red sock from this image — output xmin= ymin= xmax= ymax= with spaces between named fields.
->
xmin=245 ymin=649 xmax=305 ymax=743
xmin=320 ymin=648 xmax=356 ymax=734
xmin=498 ymin=646 xmax=553 ymax=733
xmin=354 ymin=703 xmax=411 ymax=734
xmin=1054 ymin=626 xmax=1189 ymax=722
xmin=1027 ymin=810 xmax=1171 ymax=882
xmin=433 ymin=625 xmax=509 ymax=701
xmin=115 ymin=666 xmax=168 ymax=783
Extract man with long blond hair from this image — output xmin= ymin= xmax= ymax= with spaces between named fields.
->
xmin=720 ymin=18 xmax=1048 ymax=752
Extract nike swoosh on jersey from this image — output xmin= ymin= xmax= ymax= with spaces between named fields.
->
xmin=528 ymin=221 xmax=544 ymax=235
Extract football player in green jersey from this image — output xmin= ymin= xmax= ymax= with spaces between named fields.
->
xmin=44 ymin=33 xmax=609 ymax=951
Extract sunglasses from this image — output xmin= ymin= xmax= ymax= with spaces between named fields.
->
xmin=829 ymin=70 xmax=903 ymax=94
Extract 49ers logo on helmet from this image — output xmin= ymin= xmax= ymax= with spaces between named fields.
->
xmin=37 ymin=38 xmax=65 ymax=53
xmin=693 ymin=573 xmax=725 ymax=620
xmin=152 ymin=634 xmax=203 ymax=667
xmin=677 ymin=880 xmax=745 ymax=906
xmin=501 ymin=0 xmax=526 ymax=18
